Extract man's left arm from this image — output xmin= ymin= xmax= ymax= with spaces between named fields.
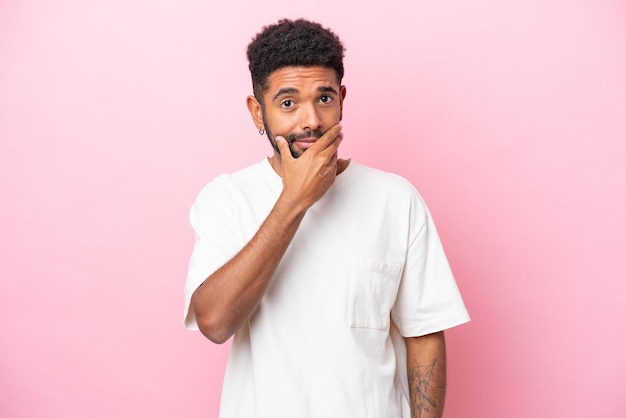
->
xmin=406 ymin=331 xmax=447 ymax=418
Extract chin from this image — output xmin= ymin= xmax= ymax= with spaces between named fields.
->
xmin=288 ymin=145 xmax=304 ymax=159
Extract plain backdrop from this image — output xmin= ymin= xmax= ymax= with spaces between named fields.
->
xmin=1 ymin=0 xmax=625 ymax=417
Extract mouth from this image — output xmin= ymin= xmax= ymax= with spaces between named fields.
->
xmin=292 ymin=138 xmax=316 ymax=149
xmin=284 ymin=130 xmax=324 ymax=156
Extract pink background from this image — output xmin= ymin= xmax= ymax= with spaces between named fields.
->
xmin=1 ymin=0 xmax=625 ymax=417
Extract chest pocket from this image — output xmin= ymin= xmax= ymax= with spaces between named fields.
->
xmin=348 ymin=258 xmax=403 ymax=331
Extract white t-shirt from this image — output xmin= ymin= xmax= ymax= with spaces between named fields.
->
xmin=184 ymin=158 xmax=469 ymax=418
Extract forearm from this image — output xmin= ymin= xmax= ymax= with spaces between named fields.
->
xmin=406 ymin=332 xmax=447 ymax=418
xmin=191 ymin=192 xmax=307 ymax=344
xmin=191 ymin=125 xmax=343 ymax=344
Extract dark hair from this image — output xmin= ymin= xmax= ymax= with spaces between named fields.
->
xmin=246 ymin=18 xmax=345 ymax=103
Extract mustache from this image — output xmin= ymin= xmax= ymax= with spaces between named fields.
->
xmin=285 ymin=129 xmax=323 ymax=143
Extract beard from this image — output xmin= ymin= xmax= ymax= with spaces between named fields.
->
xmin=261 ymin=112 xmax=323 ymax=158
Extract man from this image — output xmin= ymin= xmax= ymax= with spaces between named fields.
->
xmin=184 ymin=18 xmax=469 ymax=418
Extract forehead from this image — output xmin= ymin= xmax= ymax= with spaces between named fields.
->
xmin=265 ymin=66 xmax=339 ymax=96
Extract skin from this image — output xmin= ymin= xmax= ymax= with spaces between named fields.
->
xmin=190 ymin=65 xmax=447 ymax=417
xmin=190 ymin=66 xmax=346 ymax=344
xmin=407 ymin=332 xmax=447 ymax=418
xmin=247 ymin=65 xmax=349 ymax=173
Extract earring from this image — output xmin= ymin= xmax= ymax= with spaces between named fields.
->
xmin=258 ymin=128 xmax=265 ymax=135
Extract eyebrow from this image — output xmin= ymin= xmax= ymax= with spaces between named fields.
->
xmin=272 ymin=86 xmax=339 ymax=102
xmin=273 ymin=87 xmax=299 ymax=101
xmin=318 ymin=86 xmax=339 ymax=95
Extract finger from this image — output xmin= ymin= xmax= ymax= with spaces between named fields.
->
xmin=325 ymin=148 xmax=339 ymax=175
xmin=275 ymin=136 xmax=293 ymax=160
xmin=333 ymin=132 xmax=344 ymax=149
xmin=330 ymin=151 xmax=338 ymax=172
xmin=318 ymin=132 xmax=343 ymax=157
xmin=309 ymin=124 xmax=342 ymax=152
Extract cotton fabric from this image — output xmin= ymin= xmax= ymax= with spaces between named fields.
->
xmin=184 ymin=158 xmax=469 ymax=418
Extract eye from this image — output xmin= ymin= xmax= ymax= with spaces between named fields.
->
xmin=281 ymin=99 xmax=294 ymax=108
xmin=319 ymin=95 xmax=333 ymax=104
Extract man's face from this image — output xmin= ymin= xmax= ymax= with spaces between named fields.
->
xmin=249 ymin=66 xmax=346 ymax=158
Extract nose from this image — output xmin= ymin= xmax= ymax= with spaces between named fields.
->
xmin=299 ymin=103 xmax=321 ymax=132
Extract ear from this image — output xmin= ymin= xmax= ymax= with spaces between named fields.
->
xmin=247 ymin=95 xmax=264 ymax=131
xmin=339 ymin=85 xmax=347 ymax=121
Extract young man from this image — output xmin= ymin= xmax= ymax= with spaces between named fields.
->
xmin=184 ymin=18 xmax=469 ymax=418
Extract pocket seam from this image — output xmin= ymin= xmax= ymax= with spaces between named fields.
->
xmin=348 ymin=257 xmax=402 ymax=331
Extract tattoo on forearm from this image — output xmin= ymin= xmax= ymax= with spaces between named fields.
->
xmin=408 ymin=359 xmax=438 ymax=418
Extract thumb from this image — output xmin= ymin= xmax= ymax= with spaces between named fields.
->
xmin=275 ymin=136 xmax=293 ymax=159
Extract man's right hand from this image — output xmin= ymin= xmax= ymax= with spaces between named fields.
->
xmin=191 ymin=124 xmax=343 ymax=344
xmin=275 ymin=124 xmax=343 ymax=211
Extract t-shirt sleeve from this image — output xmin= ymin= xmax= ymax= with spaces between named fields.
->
xmin=391 ymin=193 xmax=470 ymax=337
xmin=183 ymin=178 xmax=242 ymax=330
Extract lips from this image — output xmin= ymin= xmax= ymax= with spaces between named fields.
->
xmin=293 ymin=139 xmax=316 ymax=149
xmin=287 ymin=130 xmax=323 ymax=152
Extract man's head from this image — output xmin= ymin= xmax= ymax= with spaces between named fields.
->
xmin=247 ymin=19 xmax=345 ymax=104
xmin=246 ymin=19 xmax=347 ymax=159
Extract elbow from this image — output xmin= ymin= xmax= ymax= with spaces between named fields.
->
xmin=191 ymin=298 xmax=234 ymax=344
xmin=190 ymin=287 xmax=237 ymax=344
xmin=196 ymin=315 xmax=233 ymax=344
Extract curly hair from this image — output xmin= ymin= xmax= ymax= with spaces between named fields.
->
xmin=246 ymin=19 xmax=345 ymax=103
